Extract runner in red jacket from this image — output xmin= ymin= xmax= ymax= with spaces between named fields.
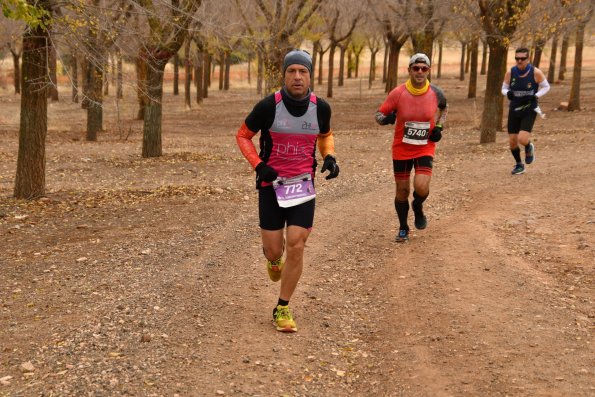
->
xmin=376 ymin=53 xmax=448 ymax=242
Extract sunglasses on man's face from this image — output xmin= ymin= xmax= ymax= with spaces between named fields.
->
xmin=515 ymin=57 xmax=528 ymax=61
xmin=411 ymin=65 xmax=430 ymax=72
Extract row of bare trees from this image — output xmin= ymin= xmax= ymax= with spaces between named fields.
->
xmin=1 ymin=0 xmax=593 ymax=199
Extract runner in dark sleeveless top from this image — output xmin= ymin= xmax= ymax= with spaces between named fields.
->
xmin=236 ymin=49 xmax=339 ymax=332
xmin=502 ymin=47 xmax=550 ymax=175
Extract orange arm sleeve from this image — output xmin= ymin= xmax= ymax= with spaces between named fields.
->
xmin=317 ymin=130 xmax=335 ymax=158
xmin=236 ymin=122 xmax=262 ymax=169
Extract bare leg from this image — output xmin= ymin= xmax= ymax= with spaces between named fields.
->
xmin=261 ymin=229 xmax=284 ymax=261
xmin=413 ymin=173 xmax=431 ymax=197
xmin=279 ymin=225 xmax=310 ymax=301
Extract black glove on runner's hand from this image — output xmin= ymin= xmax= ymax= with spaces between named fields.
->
xmin=255 ymin=162 xmax=278 ymax=183
xmin=522 ymin=95 xmax=537 ymax=106
xmin=384 ymin=111 xmax=396 ymax=125
xmin=506 ymin=91 xmax=515 ymax=100
xmin=321 ymin=155 xmax=339 ymax=180
xmin=429 ymin=126 xmax=442 ymax=143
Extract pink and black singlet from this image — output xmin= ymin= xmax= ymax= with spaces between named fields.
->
xmin=244 ymin=88 xmax=331 ymax=187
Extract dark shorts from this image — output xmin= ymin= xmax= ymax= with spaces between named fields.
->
xmin=393 ymin=156 xmax=433 ymax=181
xmin=258 ymin=186 xmax=315 ymax=230
xmin=508 ymin=108 xmax=537 ymax=134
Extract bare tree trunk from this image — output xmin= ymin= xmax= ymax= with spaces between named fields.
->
xmin=173 ymin=53 xmax=179 ymax=95
xmin=568 ymin=22 xmax=586 ymax=111
xmin=354 ymin=48 xmax=362 ymax=78
xmin=103 ymin=56 xmax=109 ymax=97
xmin=142 ymin=60 xmax=167 ymax=158
xmin=327 ymin=43 xmax=336 ymax=98
xmin=385 ymin=38 xmax=404 ymax=93
xmin=218 ymin=52 xmax=224 ymax=90
xmin=558 ymin=31 xmax=569 ymax=81
xmin=317 ymin=47 xmax=325 ymax=86
xmin=71 ymin=54 xmax=78 ymax=102
xmin=86 ymin=59 xmax=104 ymax=141
xmin=196 ymin=51 xmax=204 ymax=104
xmin=263 ymin=46 xmax=286 ymax=93
xmin=224 ymin=50 xmax=231 ymax=90
xmin=533 ymin=37 xmax=545 ymax=68
xmin=459 ymin=42 xmax=466 ymax=81
xmin=346 ymin=48 xmax=352 ymax=79
xmin=184 ymin=39 xmax=192 ymax=109
xmin=14 ymin=12 xmax=50 ymax=199
xmin=257 ymin=51 xmax=263 ymax=96
xmin=311 ymin=42 xmax=318 ymax=91
xmin=47 ymin=43 xmax=59 ymax=101
xmin=437 ymin=39 xmax=443 ymax=79
xmin=547 ymin=33 xmax=558 ymax=83
xmin=247 ymin=54 xmax=252 ymax=86
xmin=116 ymin=50 xmax=123 ymax=99
xmin=87 ymin=0 xmax=105 ymax=141
xmin=480 ymin=39 xmax=488 ymax=75
xmin=338 ymin=45 xmax=345 ymax=87
xmin=465 ymin=43 xmax=471 ymax=73
xmin=193 ymin=61 xmax=199 ymax=90
xmin=10 ymin=50 xmax=21 ymax=94
xmin=81 ymin=58 xmax=89 ymax=109
xmin=369 ymin=49 xmax=378 ymax=89
xmin=203 ymin=52 xmax=210 ymax=98
xmin=110 ymin=52 xmax=115 ymax=86
xmin=382 ymin=41 xmax=388 ymax=83
xmin=480 ymin=44 xmax=508 ymax=143
xmin=135 ymin=56 xmax=147 ymax=120
xmin=468 ymin=38 xmax=479 ymax=99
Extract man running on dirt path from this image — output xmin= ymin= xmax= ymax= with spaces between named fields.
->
xmin=502 ymin=47 xmax=550 ymax=175
xmin=375 ymin=53 xmax=448 ymax=242
xmin=236 ymin=49 xmax=339 ymax=332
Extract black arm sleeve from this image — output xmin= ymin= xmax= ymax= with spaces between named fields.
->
xmin=244 ymin=94 xmax=276 ymax=133
xmin=430 ymin=84 xmax=448 ymax=110
xmin=316 ymin=98 xmax=332 ymax=133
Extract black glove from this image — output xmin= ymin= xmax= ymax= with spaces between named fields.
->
xmin=255 ymin=162 xmax=278 ymax=183
xmin=384 ymin=111 xmax=396 ymax=125
xmin=429 ymin=125 xmax=442 ymax=143
xmin=522 ymin=95 xmax=537 ymax=106
xmin=506 ymin=91 xmax=514 ymax=100
xmin=321 ymin=155 xmax=339 ymax=180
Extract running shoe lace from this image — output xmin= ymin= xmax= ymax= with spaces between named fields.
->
xmin=275 ymin=306 xmax=292 ymax=321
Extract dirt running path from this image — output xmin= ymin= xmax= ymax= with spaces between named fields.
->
xmin=1 ymin=72 xmax=593 ymax=396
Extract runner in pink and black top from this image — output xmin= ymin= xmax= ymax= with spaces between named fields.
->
xmin=236 ymin=49 xmax=339 ymax=333
xmin=245 ymin=87 xmax=331 ymax=184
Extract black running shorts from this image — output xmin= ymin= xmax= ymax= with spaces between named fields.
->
xmin=393 ymin=156 xmax=433 ymax=180
xmin=508 ymin=108 xmax=537 ymax=134
xmin=258 ymin=186 xmax=315 ymax=230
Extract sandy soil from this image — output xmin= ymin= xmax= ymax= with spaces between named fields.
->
xmin=0 ymin=57 xmax=593 ymax=397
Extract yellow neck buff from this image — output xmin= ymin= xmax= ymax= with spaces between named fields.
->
xmin=406 ymin=79 xmax=430 ymax=95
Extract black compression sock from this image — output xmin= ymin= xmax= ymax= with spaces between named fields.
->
xmin=395 ymin=199 xmax=410 ymax=230
xmin=274 ymin=298 xmax=290 ymax=317
xmin=412 ymin=191 xmax=428 ymax=211
xmin=511 ymin=147 xmax=522 ymax=164
xmin=277 ymin=298 xmax=289 ymax=307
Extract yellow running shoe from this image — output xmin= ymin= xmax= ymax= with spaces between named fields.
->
xmin=273 ymin=305 xmax=297 ymax=332
xmin=266 ymin=257 xmax=284 ymax=282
